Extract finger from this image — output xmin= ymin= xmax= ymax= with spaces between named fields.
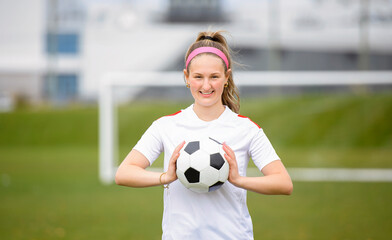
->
xmin=170 ymin=141 xmax=186 ymax=163
xmin=222 ymin=143 xmax=235 ymax=159
xmin=224 ymin=153 xmax=237 ymax=166
xmin=222 ymin=142 xmax=233 ymax=152
xmin=223 ymin=145 xmax=238 ymax=170
xmin=167 ymin=142 xmax=185 ymax=181
xmin=174 ymin=141 xmax=186 ymax=154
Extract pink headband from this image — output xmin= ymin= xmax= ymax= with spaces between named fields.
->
xmin=186 ymin=47 xmax=229 ymax=69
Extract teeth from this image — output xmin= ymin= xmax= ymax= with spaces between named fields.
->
xmin=200 ymin=91 xmax=213 ymax=95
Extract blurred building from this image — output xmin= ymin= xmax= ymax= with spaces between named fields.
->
xmin=45 ymin=0 xmax=84 ymax=104
xmin=0 ymin=0 xmax=391 ymax=108
xmin=0 ymin=0 xmax=83 ymax=105
xmin=167 ymin=0 xmax=225 ymax=22
xmin=0 ymin=0 xmax=47 ymax=105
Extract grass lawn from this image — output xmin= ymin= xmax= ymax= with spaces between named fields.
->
xmin=1 ymin=146 xmax=391 ymax=239
xmin=1 ymin=92 xmax=391 ymax=239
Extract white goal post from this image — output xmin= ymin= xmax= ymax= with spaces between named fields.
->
xmin=99 ymin=71 xmax=392 ymax=184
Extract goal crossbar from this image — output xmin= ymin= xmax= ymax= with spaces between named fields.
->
xmin=99 ymin=71 xmax=392 ymax=184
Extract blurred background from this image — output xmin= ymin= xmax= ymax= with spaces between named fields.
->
xmin=0 ymin=0 xmax=392 ymax=239
xmin=1 ymin=0 xmax=391 ymax=107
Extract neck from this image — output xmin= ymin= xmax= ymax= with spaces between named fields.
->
xmin=193 ymin=103 xmax=225 ymax=121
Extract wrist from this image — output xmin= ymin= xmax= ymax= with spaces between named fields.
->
xmin=231 ymin=175 xmax=245 ymax=188
xmin=159 ymin=172 xmax=169 ymax=188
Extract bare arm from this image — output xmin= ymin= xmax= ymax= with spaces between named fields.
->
xmin=115 ymin=141 xmax=185 ymax=188
xmin=223 ymin=143 xmax=293 ymax=195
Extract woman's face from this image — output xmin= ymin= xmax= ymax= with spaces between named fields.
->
xmin=184 ymin=54 xmax=230 ymax=110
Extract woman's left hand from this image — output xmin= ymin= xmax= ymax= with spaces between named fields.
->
xmin=223 ymin=143 xmax=242 ymax=186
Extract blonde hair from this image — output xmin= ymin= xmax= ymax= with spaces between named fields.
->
xmin=184 ymin=31 xmax=240 ymax=114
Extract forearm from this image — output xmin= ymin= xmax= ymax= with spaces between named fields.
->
xmin=115 ymin=164 xmax=166 ymax=188
xmin=233 ymin=173 xmax=293 ymax=195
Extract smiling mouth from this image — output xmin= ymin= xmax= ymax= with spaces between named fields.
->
xmin=200 ymin=91 xmax=214 ymax=95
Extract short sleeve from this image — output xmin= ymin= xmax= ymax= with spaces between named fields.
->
xmin=249 ymin=128 xmax=280 ymax=171
xmin=133 ymin=121 xmax=163 ymax=165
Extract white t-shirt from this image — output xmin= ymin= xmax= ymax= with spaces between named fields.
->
xmin=134 ymin=105 xmax=280 ymax=240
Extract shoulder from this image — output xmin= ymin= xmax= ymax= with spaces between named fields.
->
xmin=236 ymin=114 xmax=261 ymax=129
xmin=154 ymin=109 xmax=184 ymax=125
xmin=163 ymin=110 xmax=183 ymax=118
xmin=224 ymin=107 xmax=261 ymax=130
xmin=221 ymin=106 xmax=261 ymax=130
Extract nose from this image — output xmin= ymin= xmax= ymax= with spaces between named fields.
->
xmin=202 ymin=78 xmax=211 ymax=90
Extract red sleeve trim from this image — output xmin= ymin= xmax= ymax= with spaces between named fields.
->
xmin=237 ymin=114 xmax=261 ymax=128
xmin=157 ymin=110 xmax=182 ymax=121
xmin=166 ymin=110 xmax=182 ymax=117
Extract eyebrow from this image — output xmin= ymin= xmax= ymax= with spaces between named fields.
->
xmin=192 ymin=72 xmax=222 ymax=75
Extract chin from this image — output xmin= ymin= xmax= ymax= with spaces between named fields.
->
xmin=195 ymin=99 xmax=221 ymax=108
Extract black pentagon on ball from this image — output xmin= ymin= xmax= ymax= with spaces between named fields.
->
xmin=184 ymin=167 xmax=200 ymax=183
xmin=210 ymin=153 xmax=225 ymax=170
xmin=184 ymin=141 xmax=200 ymax=155
xmin=209 ymin=181 xmax=224 ymax=192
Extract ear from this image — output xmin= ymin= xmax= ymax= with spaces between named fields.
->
xmin=225 ymin=68 xmax=232 ymax=83
xmin=183 ymin=69 xmax=189 ymax=84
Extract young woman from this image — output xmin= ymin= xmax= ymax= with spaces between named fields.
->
xmin=115 ymin=31 xmax=293 ymax=240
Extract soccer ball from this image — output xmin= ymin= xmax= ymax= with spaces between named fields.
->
xmin=176 ymin=137 xmax=229 ymax=193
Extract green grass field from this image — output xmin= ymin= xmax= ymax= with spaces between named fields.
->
xmin=1 ymin=92 xmax=392 ymax=239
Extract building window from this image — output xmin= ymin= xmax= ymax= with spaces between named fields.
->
xmin=44 ymin=74 xmax=78 ymax=102
xmin=46 ymin=33 xmax=79 ymax=54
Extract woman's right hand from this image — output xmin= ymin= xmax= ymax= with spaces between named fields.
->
xmin=164 ymin=141 xmax=186 ymax=184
